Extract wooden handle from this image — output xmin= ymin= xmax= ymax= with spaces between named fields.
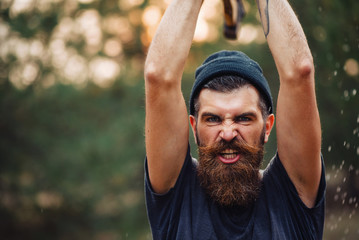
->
xmin=223 ymin=0 xmax=246 ymax=39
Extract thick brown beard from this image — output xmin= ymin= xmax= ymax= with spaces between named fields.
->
xmin=197 ymin=138 xmax=264 ymax=207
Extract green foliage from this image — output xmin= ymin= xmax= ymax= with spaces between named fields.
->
xmin=0 ymin=81 xmax=148 ymax=239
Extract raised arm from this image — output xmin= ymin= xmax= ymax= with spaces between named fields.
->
xmin=144 ymin=0 xmax=202 ymax=194
xmin=256 ymin=0 xmax=321 ymax=207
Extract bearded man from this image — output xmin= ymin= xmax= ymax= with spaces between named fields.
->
xmin=143 ymin=0 xmax=326 ymax=239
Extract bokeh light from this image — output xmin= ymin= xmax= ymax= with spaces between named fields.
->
xmin=344 ymin=58 xmax=359 ymax=77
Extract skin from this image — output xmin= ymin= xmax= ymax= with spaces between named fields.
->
xmin=259 ymin=0 xmax=321 ymax=208
xmin=144 ymin=0 xmax=321 ymax=208
xmin=190 ymin=87 xmax=274 ymax=154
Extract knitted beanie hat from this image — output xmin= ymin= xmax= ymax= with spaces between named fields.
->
xmin=189 ymin=50 xmax=273 ymax=115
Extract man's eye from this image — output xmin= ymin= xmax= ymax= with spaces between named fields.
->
xmin=206 ymin=116 xmax=220 ymax=123
xmin=236 ymin=116 xmax=251 ymax=122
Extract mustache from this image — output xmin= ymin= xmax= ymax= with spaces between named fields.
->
xmin=198 ymin=138 xmax=262 ymax=160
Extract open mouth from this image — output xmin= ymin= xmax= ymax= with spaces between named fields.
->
xmin=218 ymin=149 xmax=240 ymax=164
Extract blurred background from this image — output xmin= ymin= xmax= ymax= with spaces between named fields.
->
xmin=0 ymin=0 xmax=358 ymax=239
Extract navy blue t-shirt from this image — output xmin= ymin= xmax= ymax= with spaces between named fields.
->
xmin=145 ymin=146 xmax=326 ymax=240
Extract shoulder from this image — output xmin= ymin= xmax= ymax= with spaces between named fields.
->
xmin=262 ymin=153 xmax=326 ymax=209
xmin=145 ymin=145 xmax=198 ymax=196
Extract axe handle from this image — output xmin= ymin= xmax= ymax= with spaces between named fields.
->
xmin=223 ymin=0 xmax=246 ymax=39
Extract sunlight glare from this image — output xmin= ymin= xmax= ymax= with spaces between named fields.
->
xmin=194 ymin=19 xmax=210 ymax=42
xmin=9 ymin=62 xmax=39 ymax=89
xmin=14 ymin=38 xmax=30 ymax=62
xmin=200 ymin=0 xmax=221 ymax=21
xmin=142 ymin=6 xmax=162 ymax=27
xmin=9 ymin=0 xmax=34 ymax=18
xmin=193 ymin=0 xmax=221 ymax=43
xmin=50 ymin=39 xmax=68 ymax=69
xmin=104 ymin=39 xmax=123 ymax=57
xmin=55 ymin=17 xmax=74 ymax=38
xmin=90 ymin=57 xmax=120 ymax=88
xmin=77 ymin=0 xmax=95 ymax=4
xmin=29 ymin=40 xmax=44 ymax=58
xmin=118 ymin=0 xmax=145 ymax=10
xmin=103 ymin=15 xmax=122 ymax=35
xmin=76 ymin=10 xmax=102 ymax=49
xmin=344 ymin=58 xmax=359 ymax=77
xmin=0 ymin=21 xmax=9 ymax=41
xmin=64 ymin=54 xmax=88 ymax=86
xmin=22 ymin=62 xmax=39 ymax=85
xmin=237 ymin=24 xmax=259 ymax=44
xmin=104 ymin=16 xmax=134 ymax=44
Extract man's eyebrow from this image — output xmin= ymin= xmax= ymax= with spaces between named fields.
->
xmin=236 ymin=112 xmax=258 ymax=118
xmin=200 ymin=111 xmax=258 ymax=119
xmin=201 ymin=112 xmax=221 ymax=119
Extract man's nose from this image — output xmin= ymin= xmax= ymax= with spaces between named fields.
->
xmin=219 ymin=124 xmax=238 ymax=142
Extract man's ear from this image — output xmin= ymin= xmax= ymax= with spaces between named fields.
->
xmin=189 ymin=115 xmax=198 ymax=145
xmin=264 ymin=114 xmax=275 ymax=143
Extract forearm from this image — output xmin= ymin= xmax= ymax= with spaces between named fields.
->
xmin=257 ymin=0 xmax=321 ymax=207
xmin=144 ymin=0 xmax=202 ymax=194
xmin=256 ymin=0 xmax=313 ymax=79
xmin=145 ymin=0 xmax=203 ymax=83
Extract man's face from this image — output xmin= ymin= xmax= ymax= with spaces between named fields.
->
xmin=189 ymin=86 xmax=274 ymax=207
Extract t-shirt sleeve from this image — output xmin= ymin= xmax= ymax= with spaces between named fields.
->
xmin=263 ymin=153 xmax=326 ymax=239
xmin=268 ymin=153 xmax=326 ymax=208
xmin=144 ymin=145 xmax=195 ymax=239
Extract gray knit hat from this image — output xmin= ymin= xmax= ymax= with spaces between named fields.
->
xmin=189 ymin=50 xmax=273 ymax=115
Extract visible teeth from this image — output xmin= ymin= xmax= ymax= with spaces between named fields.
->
xmin=222 ymin=149 xmax=235 ymax=154
xmin=220 ymin=149 xmax=238 ymax=159
xmin=222 ymin=154 xmax=237 ymax=159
